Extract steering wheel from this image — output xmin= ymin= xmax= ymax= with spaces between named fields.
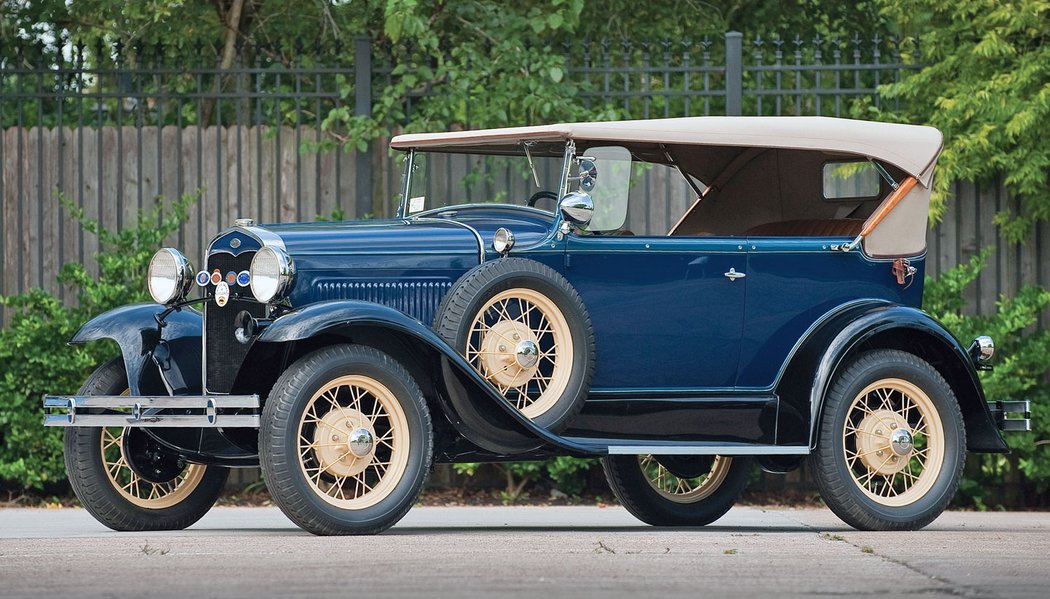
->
xmin=526 ymin=190 xmax=559 ymax=208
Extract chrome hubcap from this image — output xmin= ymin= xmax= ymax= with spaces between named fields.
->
xmin=515 ymin=340 xmax=539 ymax=368
xmin=348 ymin=427 xmax=375 ymax=458
xmin=890 ymin=428 xmax=913 ymax=456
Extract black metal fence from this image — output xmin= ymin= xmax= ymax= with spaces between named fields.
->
xmin=1 ymin=31 xmax=923 ymax=301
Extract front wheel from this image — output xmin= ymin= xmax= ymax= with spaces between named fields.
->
xmin=65 ymin=358 xmax=229 ymax=531
xmin=812 ymin=349 xmax=966 ymax=531
xmin=602 ymin=454 xmax=751 ymax=526
xmin=259 ymin=345 xmax=432 ymax=535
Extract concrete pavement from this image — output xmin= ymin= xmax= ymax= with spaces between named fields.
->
xmin=1 ymin=506 xmax=1047 ymax=598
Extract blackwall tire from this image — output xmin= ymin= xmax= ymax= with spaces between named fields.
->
xmin=259 ymin=344 xmax=432 ymax=535
xmin=602 ymin=454 xmax=751 ymax=526
xmin=434 ymin=257 xmax=595 ymax=431
xmin=64 ymin=358 xmax=229 ymax=531
xmin=812 ymin=349 xmax=966 ymax=531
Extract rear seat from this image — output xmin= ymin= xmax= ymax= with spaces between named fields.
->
xmin=744 ymin=218 xmax=864 ymax=237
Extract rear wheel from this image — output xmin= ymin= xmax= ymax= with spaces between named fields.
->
xmin=259 ymin=345 xmax=432 ymax=535
xmin=813 ymin=349 xmax=965 ymax=531
xmin=65 ymin=358 xmax=228 ymax=531
xmin=602 ymin=454 xmax=751 ymax=526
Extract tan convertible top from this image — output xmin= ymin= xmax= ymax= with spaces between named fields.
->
xmin=390 ymin=116 xmax=943 ymax=187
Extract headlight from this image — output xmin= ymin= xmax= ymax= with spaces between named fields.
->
xmin=250 ymin=246 xmax=295 ymax=303
xmin=147 ymin=248 xmax=192 ymax=305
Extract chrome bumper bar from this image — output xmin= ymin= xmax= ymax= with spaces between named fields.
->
xmin=988 ymin=400 xmax=1031 ymax=432
xmin=43 ymin=395 xmax=260 ymax=428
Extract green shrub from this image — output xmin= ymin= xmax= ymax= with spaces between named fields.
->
xmin=922 ymin=248 xmax=1050 ymax=508
xmin=452 ymin=457 xmax=600 ymax=502
xmin=0 ymin=194 xmax=194 ymax=492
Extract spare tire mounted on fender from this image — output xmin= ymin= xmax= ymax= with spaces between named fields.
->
xmin=434 ymin=258 xmax=594 ymax=431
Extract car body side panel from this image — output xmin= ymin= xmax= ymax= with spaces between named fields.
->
xmin=739 ymin=237 xmax=925 ymax=388
xmin=560 ymin=234 xmax=747 ymax=389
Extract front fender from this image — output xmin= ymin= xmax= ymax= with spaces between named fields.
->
xmin=71 ymin=304 xmax=202 ymax=396
xmin=257 ymin=301 xmax=592 ymax=455
xmin=775 ymin=301 xmax=1007 ymax=453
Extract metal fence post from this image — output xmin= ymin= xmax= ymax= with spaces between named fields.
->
xmin=354 ymin=36 xmax=373 ymax=218
xmin=725 ymin=31 xmax=742 ymax=116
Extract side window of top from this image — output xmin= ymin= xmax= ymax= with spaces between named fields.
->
xmin=624 ymin=163 xmax=703 ymax=236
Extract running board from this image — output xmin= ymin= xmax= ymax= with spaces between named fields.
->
xmin=43 ymin=395 xmax=260 ymax=428
xmin=560 ymin=437 xmax=810 ymax=456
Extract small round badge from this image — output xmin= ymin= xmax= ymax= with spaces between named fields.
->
xmin=210 ymin=270 xmax=223 ymax=285
xmin=226 ymin=271 xmax=237 ymax=285
xmin=195 ymin=271 xmax=210 ymax=286
xmin=236 ymin=270 xmax=251 ymax=287
xmin=215 ymin=281 xmax=230 ymax=307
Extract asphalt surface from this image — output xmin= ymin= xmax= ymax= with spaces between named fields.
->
xmin=1 ymin=505 xmax=1047 ymax=598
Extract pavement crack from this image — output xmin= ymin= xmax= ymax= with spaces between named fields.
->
xmin=813 ymin=530 xmax=998 ymax=599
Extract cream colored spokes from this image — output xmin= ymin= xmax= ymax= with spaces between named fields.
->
xmin=842 ymin=378 xmax=945 ymax=507
xmin=100 ymin=427 xmax=206 ymax=509
xmin=297 ymin=375 xmax=410 ymax=510
xmin=466 ymin=288 xmax=573 ymax=418
xmin=639 ymin=455 xmax=732 ymax=504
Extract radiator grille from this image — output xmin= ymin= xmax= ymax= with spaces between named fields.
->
xmin=204 ymin=251 xmax=265 ymax=394
xmin=315 ymin=280 xmax=452 ymax=324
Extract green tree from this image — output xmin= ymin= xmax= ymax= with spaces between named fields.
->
xmin=862 ymin=0 xmax=1050 ymax=241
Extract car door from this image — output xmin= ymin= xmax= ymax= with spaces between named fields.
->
xmin=561 ymin=234 xmax=748 ymax=391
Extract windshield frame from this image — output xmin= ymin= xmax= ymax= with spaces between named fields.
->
xmin=396 ymin=143 xmax=575 ymax=220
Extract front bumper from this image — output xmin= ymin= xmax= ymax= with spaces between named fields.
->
xmin=43 ymin=395 xmax=260 ymax=428
xmin=988 ymin=400 xmax=1031 ymax=432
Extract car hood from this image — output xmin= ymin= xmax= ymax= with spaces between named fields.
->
xmin=260 ymin=218 xmax=484 ymax=259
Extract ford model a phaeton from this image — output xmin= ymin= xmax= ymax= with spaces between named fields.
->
xmin=44 ymin=117 xmax=1028 ymax=534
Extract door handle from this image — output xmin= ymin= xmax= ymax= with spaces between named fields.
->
xmin=724 ymin=268 xmax=746 ymax=281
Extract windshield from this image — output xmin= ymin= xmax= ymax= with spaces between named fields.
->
xmin=400 ymin=149 xmax=566 ymax=216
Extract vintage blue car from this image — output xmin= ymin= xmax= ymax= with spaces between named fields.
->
xmin=44 ymin=116 xmax=1028 ymax=535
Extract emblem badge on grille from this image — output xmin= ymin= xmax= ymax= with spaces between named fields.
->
xmin=226 ymin=271 xmax=237 ymax=285
xmin=215 ymin=281 xmax=231 ymax=307
xmin=195 ymin=271 xmax=210 ymax=286
xmin=210 ymin=270 xmax=223 ymax=285
xmin=236 ymin=270 xmax=251 ymax=287
xmin=230 ymin=238 xmax=241 ymax=249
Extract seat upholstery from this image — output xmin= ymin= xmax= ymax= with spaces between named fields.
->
xmin=744 ymin=218 xmax=864 ymax=237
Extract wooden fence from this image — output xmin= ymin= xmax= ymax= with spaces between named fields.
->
xmin=0 ymin=125 xmax=1038 ymax=322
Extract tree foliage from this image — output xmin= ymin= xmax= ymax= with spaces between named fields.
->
xmin=862 ymin=0 xmax=1050 ymax=241
xmin=923 ymin=250 xmax=1050 ymax=507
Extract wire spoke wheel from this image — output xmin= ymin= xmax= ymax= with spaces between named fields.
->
xmin=296 ymin=375 xmax=411 ymax=510
xmin=466 ymin=288 xmax=573 ymax=418
xmin=638 ymin=455 xmax=733 ymax=504
xmin=99 ymin=427 xmax=207 ymax=509
xmin=842 ymin=378 xmax=945 ymax=507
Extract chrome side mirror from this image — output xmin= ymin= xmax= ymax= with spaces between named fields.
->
xmin=559 ymin=191 xmax=593 ymax=226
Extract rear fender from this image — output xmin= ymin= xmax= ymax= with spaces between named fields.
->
xmin=776 ymin=302 xmax=1007 ymax=453
xmin=255 ymin=300 xmax=590 ymax=455
xmin=70 ymin=304 xmax=202 ymax=396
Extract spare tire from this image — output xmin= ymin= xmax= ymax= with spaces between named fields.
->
xmin=434 ymin=258 xmax=594 ymax=431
